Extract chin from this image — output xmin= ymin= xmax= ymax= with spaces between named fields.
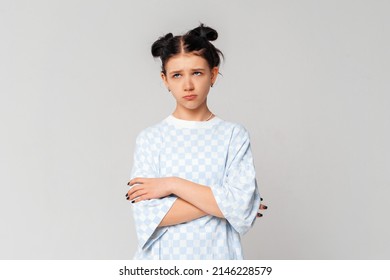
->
xmin=191 ymin=103 xmax=206 ymax=109
xmin=179 ymin=103 xmax=200 ymax=110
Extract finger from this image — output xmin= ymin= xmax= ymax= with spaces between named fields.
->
xmin=126 ymin=187 xmax=137 ymax=197
xmin=128 ymin=189 xmax=147 ymax=201
xmin=128 ymin=179 xmax=141 ymax=186
xmin=259 ymin=204 xmax=268 ymax=210
xmin=128 ymin=178 xmax=145 ymax=186
xmin=130 ymin=196 xmax=140 ymax=203
xmin=126 ymin=185 xmax=143 ymax=197
xmin=131 ymin=194 xmax=149 ymax=203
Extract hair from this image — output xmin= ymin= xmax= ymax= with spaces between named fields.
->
xmin=151 ymin=24 xmax=224 ymax=74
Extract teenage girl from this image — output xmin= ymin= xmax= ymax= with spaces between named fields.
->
xmin=126 ymin=24 xmax=267 ymax=260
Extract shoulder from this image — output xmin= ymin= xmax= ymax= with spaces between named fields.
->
xmin=135 ymin=118 xmax=167 ymax=144
xmin=216 ymin=118 xmax=251 ymax=141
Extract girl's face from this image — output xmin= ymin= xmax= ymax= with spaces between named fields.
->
xmin=161 ymin=53 xmax=219 ymax=113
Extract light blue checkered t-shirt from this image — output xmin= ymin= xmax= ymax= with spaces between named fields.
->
xmin=130 ymin=115 xmax=261 ymax=260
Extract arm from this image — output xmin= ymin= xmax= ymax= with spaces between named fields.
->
xmin=128 ymin=176 xmax=224 ymax=218
xmin=159 ymin=199 xmax=267 ymax=226
xmin=128 ymin=180 xmax=267 ymax=227
xmin=158 ymin=198 xmax=207 ymax=227
xmin=208 ymin=127 xmax=261 ymax=234
xmin=128 ymin=130 xmax=177 ymax=249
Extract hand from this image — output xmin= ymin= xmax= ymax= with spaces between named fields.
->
xmin=125 ymin=177 xmax=175 ymax=203
xmin=257 ymin=198 xmax=268 ymax=218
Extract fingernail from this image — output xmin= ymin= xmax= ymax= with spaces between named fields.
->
xmin=125 ymin=193 xmax=128 ymax=197
xmin=257 ymin=213 xmax=263 ymax=217
xmin=260 ymin=197 xmax=263 ymax=201
xmin=264 ymin=206 xmax=268 ymax=209
xmin=131 ymin=200 xmax=135 ymax=204
xmin=127 ymin=182 xmax=130 ymax=186
xmin=126 ymin=197 xmax=129 ymax=200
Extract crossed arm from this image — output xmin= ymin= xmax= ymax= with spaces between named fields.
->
xmin=126 ymin=177 xmax=222 ymax=227
xmin=126 ymin=177 xmax=267 ymax=227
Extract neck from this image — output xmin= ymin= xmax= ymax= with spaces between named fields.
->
xmin=172 ymin=107 xmax=214 ymax=121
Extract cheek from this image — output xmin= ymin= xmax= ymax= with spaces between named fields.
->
xmin=170 ymin=91 xmax=181 ymax=100
xmin=168 ymin=79 xmax=181 ymax=87
xmin=199 ymin=82 xmax=211 ymax=93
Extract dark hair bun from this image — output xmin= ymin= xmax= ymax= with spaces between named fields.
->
xmin=151 ymin=24 xmax=223 ymax=72
xmin=151 ymin=33 xmax=174 ymax=57
xmin=188 ymin=23 xmax=218 ymax=41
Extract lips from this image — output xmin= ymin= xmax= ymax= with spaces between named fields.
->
xmin=183 ymin=95 xmax=197 ymax=100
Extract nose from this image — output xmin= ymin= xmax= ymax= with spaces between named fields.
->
xmin=184 ymin=76 xmax=194 ymax=91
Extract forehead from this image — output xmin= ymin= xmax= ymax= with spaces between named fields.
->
xmin=165 ymin=53 xmax=209 ymax=71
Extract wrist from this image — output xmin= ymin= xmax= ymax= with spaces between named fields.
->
xmin=170 ymin=176 xmax=182 ymax=195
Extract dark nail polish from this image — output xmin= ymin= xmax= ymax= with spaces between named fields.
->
xmin=125 ymin=193 xmax=128 ymax=197
xmin=131 ymin=200 xmax=135 ymax=203
xmin=264 ymin=206 xmax=268 ymax=209
xmin=257 ymin=213 xmax=263 ymax=217
xmin=260 ymin=197 xmax=263 ymax=201
xmin=126 ymin=197 xmax=129 ymax=200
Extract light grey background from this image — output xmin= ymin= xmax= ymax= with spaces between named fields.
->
xmin=1 ymin=0 xmax=389 ymax=259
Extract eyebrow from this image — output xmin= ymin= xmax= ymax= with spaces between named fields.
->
xmin=168 ymin=68 xmax=207 ymax=74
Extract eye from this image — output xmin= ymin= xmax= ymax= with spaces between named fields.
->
xmin=193 ymin=71 xmax=202 ymax=76
xmin=172 ymin=73 xmax=181 ymax=78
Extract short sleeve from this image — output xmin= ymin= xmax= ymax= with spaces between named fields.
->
xmin=129 ymin=129 xmax=177 ymax=250
xmin=210 ymin=125 xmax=261 ymax=235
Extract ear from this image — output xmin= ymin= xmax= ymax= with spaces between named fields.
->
xmin=161 ymin=72 xmax=169 ymax=87
xmin=210 ymin=67 xmax=219 ymax=85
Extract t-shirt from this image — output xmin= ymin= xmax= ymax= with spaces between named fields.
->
xmin=129 ymin=114 xmax=261 ymax=259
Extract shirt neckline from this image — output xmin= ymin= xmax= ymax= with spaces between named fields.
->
xmin=164 ymin=114 xmax=222 ymax=129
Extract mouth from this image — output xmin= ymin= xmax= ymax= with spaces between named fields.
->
xmin=183 ymin=95 xmax=197 ymax=100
